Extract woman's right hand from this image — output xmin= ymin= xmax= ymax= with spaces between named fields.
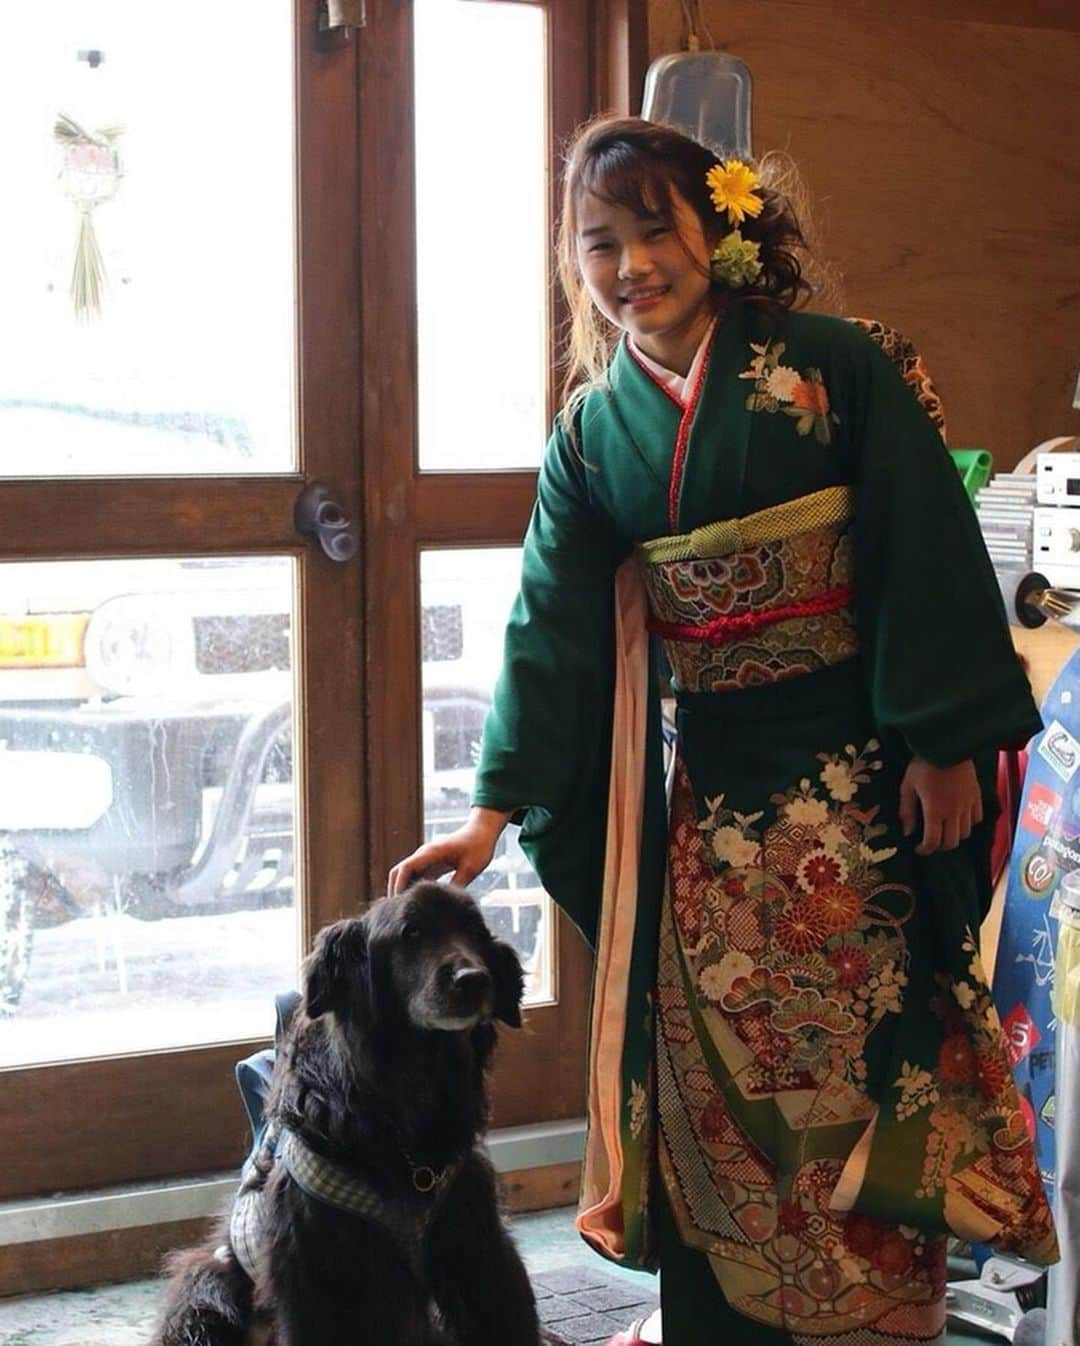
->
xmin=388 ymin=805 xmax=513 ymax=895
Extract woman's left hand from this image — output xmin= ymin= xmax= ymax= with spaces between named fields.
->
xmin=899 ymin=756 xmax=983 ymax=856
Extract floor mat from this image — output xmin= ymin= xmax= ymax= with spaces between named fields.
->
xmin=534 ymin=1263 xmax=659 ymax=1346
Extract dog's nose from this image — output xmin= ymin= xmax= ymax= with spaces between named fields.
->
xmin=451 ymin=966 xmax=492 ymax=1006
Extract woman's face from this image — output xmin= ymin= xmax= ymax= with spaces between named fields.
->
xmin=575 ymin=185 xmax=715 ymax=373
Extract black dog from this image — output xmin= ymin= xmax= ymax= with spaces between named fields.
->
xmin=148 ymin=882 xmax=541 ymax=1346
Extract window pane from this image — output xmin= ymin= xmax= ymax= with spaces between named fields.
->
xmin=420 ymin=548 xmax=554 ymax=1004
xmin=414 ymin=0 xmax=548 ymax=471
xmin=0 ymin=556 xmax=298 ymax=1066
xmin=0 ymin=1 xmax=295 ymax=477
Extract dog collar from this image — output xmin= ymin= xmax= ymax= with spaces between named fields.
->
xmin=397 ymin=1141 xmax=456 ymax=1194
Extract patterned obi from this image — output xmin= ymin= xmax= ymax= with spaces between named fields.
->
xmin=637 ymin=486 xmax=858 ymax=692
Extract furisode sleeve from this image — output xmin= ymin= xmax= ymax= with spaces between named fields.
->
xmin=848 ymin=332 xmax=1041 ymax=766
xmin=471 ymin=422 xmax=631 ymax=943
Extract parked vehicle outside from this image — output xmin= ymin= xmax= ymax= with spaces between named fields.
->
xmin=0 ymin=414 xmax=544 ymax=1024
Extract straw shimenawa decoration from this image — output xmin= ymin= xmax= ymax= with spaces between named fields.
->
xmin=54 ymin=113 xmax=124 ymax=320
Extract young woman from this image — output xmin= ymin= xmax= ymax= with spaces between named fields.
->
xmin=391 ymin=117 xmax=1057 ymax=1345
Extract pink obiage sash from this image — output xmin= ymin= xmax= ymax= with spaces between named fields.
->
xmin=575 ymin=557 xmax=650 ymax=1258
xmin=576 ymin=327 xmax=714 ymax=1256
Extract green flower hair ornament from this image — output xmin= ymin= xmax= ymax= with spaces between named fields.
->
xmin=710 ymin=230 xmax=763 ymax=288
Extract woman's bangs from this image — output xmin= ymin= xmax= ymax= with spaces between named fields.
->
xmin=579 ymin=151 xmax=674 ymax=225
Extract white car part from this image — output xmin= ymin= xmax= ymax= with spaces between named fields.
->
xmin=0 ymin=749 xmax=112 ymax=830
xmin=83 ymin=595 xmax=193 ymax=697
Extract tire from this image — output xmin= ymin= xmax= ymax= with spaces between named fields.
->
xmin=0 ymin=844 xmax=33 ymax=1016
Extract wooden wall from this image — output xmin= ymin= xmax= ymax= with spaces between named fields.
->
xmin=646 ymin=0 xmax=1080 ymax=469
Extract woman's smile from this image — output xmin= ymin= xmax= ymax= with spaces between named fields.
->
xmin=621 ymin=284 xmax=671 ymax=310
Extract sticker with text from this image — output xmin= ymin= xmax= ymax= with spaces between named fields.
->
xmin=1002 ymin=1003 xmax=1041 ymax=1068
xmin=1023 ymin=782 xmax=1063 ymax=837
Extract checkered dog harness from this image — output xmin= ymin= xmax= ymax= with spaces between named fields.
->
xmin=228 ymin=1126 xmax=462 ymax=1281
xmin=226 ymin=995 xmax=464 ymax=1282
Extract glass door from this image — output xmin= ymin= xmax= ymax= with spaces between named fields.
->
xmin=2 ymin=0 xmax=615 ymax=1247
xmin=360 ymin=0 xmax=594 ymax=1126
xmin=0 ymin=0 xmax=364 ymax=1200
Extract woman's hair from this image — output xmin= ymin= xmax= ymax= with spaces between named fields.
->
xmin=556 ymin=115 xmax=818 ymax=429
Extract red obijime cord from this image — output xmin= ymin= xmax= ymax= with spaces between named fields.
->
xmin=649 ymin=584 xmax=854 ymax=646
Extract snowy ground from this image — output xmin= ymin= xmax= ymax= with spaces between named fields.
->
xmin=0 ymin=905 xmax=298 ymax=1067
xmin=2 ymin=888 xmax=551 ymax=1068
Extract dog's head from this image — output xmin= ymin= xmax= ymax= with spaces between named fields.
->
xmin=303 ymin=882 xmax=525 ymax=1036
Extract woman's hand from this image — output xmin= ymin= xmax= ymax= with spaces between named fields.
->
xmin=899 ymin=756 xmax=983 ymax=856
xmin=388 ymin=805 xmax=513 ymax=895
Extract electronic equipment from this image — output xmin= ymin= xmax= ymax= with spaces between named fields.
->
xmin=981 ymin=451 xmax=1080 ymax=629
xmin=1033 ymin=504 xmax=1080 ymax=587
xmin=1036 ymin=450 xmax=1080 ymax=508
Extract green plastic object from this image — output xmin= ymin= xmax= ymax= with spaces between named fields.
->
xmin=949 ymin=448 xmax=993 ymax=502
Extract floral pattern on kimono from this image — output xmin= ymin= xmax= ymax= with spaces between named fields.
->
xmin=739 ymin=339 xmax=840 ymax=444
xmin=657 ymin=725 xmax=1056 ymax=1338
xmin=658 ymin=754 xmax=948 ymax=1341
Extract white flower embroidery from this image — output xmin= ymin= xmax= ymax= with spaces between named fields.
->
xmin=699 ymin=951 xmax=755 ymax=1001
xmin=765 ymin=365 xmax=801 ymax=401
xmin=712 ymin=825 xmax=760 ymax=868
xmin=860 ymin=841 xmax=898 ymax=865
xmin=820 ymin=760 xmax=857 ymax=802
xmin=819 ymin=823 xmax=849 ymax=855
xmin=953 ymin=981 xmax=977 ymax=1010
xmin=783 ymin=796 xmax=830 ymax=827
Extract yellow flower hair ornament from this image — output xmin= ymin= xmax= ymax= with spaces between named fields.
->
xmin=710 ymin=230 xmax=763 ymax=288
xmin=705 ymin=159 xmax=764 ymax=226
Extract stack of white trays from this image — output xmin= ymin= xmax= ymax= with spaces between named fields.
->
xmin=974 ymin=473 xmax=1036 ymax=573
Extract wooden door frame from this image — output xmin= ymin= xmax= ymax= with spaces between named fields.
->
xmin=357 ymin=0 xmax=646 ymax=1130
xmin=358 ymin=0 xmax=647 ymax=888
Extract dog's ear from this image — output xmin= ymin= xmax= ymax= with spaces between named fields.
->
xmin=486 ymin=937 xmax=525 ymax=1028
xmin=304 ymin=919 xmax=367 ymax=1020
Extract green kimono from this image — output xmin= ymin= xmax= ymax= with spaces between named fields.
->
xmin=473 ymin=304 xmax=1056 ymax=1344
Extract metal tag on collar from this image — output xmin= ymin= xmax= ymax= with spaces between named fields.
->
xmin=411 ymin=1165 xmax=440 ymax=1194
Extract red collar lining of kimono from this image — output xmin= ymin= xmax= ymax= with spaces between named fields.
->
xmin=664 ymin=325 xmax=717 ymax=532
xmin=625 ymin=340 xmax=685 ymax=410
xmin=649 ymin=583 xmax=854 ymax=645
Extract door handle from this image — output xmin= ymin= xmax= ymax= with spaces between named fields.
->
xmin=294 ymin=482 xmax=359 ymax=563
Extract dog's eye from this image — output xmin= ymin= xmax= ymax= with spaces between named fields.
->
xmin=402 ymin=922 xmax=422 ymax=941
